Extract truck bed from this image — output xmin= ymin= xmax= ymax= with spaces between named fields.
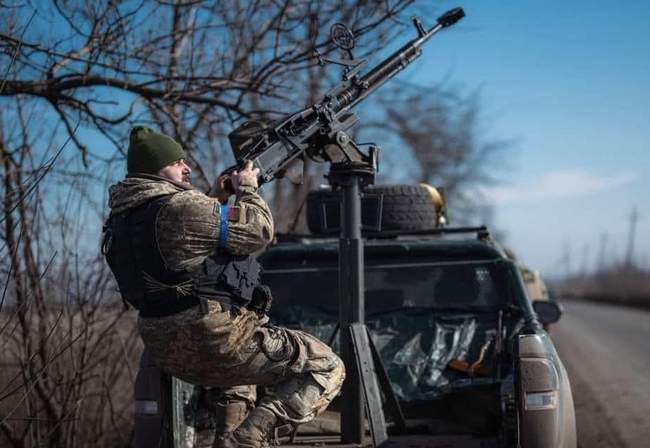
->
xmin=281 ymin=434 xmax=499 ymax=447
xmin=276 ymin=411 xmax=499 ymax=448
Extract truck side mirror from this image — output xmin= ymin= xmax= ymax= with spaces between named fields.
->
xmin=533 ymin=300 xmax=563 ymax=325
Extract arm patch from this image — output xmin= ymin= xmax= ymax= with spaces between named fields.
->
xmin=228 ymin=206 xmax=242 ymax=222
xmin=228 ymin=207 xmax=247 ymax=224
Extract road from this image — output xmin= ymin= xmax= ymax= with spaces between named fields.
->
xmin=551 ymin=300 xmax=650 ymax=448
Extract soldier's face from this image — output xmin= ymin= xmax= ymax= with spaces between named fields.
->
xmin=158 ymin=159 xmax=192 ymax=184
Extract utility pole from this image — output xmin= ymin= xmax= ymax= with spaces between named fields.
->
xmin=597 ymin=232 xmax=608 ymax=272
xmin=625 ymin=207 xmax=639 ymax=268
xmin=560 ymin=242 xmax=571 ymax=278
xmin=580 ymin=244 xmax=590 ymax=277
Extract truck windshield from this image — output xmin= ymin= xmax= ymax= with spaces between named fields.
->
xmin=264 ymin=260 xmax=510 ymax=317
xmin=264 ymin=259 xmax=513 ymax=401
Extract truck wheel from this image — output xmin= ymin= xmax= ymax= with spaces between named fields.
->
xmin=306 ymin=184 xmax=441 ymax=234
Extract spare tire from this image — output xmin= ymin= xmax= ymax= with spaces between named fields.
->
xmin=306 ymin=184 xmax=442 ymax=235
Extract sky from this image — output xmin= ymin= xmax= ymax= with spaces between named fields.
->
xmin=6 ymin=0 xmax=647 ymax=277
xmin=397 ymin=0 xmax=650 ymax=276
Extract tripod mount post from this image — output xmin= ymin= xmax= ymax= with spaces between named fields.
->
xmin=328 ymin=160 xmax=377 ymax=444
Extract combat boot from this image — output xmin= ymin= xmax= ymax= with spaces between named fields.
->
xmin=219 ymin=407 xmax=278 ymax=448
xmin=211 ymin=401 xmax=250 ymax=448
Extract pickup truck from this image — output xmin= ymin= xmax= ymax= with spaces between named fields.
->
xmin=134 ymin=226 xmax=576 ymax=448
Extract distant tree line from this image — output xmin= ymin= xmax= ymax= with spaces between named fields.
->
xmin=559 ymin=265 xmax=650 ymax=309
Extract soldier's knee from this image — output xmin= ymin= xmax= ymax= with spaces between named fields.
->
xmin=334 ymin=352 xmax=345 ymax=373
xmin=330 ymin=354 xmax=345 ymax=394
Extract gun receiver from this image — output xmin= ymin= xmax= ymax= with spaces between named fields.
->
xmin=228 ymin=7 xmax=465 ymax=185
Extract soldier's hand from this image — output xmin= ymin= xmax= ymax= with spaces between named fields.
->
xmin=231 ymin=160 xmax=259 ymax=191
xmin=208 ymin=167 xmax=236 ymax=202
xmin=212 ymin=173 xmax=234 ymax=203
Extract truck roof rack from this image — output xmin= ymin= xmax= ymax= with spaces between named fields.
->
xmin=276 ymin=225 xmax=491 ymax=242
xmin=369 ymin=225 xmax=490 ymax=239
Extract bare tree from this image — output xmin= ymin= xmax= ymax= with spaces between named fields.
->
xmin=1 ymin=1 xmax=415 ymax=185
xmin=0 ymin=98 xmax=141 ymax=447
xmin=0 ymin=1 xmax=421 ymax=446
xmin=2 ymin=1 xmax=504 ymax=230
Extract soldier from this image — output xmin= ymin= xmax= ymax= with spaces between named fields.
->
xmin=103 ymin=127 xmax=344 ymax=447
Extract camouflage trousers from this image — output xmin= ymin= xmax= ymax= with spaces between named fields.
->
xmin=138 ymin=301 xmax=345 ymax=424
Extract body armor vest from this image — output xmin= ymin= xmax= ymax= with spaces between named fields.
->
xmin=103 ymin=195 xmax=261 ymax=318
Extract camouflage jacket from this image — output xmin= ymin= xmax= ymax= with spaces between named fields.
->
xmin=107 ymin=174 xmax=274 ymax=271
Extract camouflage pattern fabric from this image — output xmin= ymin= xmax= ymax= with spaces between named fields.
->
xmin=108 ymin=175 xmax=182 ymax=214
xmin=138 ymin=301 xmax=344 ymax=424
xmin=108 ymin=175 xmax=273 ymax=269
xmin=210 ymin=385 xmax=257 ymax=407
xmin=107 ymin=175 xmax=343 ymax=425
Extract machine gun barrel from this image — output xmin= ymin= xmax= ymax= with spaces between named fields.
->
xmin=332 ymin=7 xmax=464 ymax=113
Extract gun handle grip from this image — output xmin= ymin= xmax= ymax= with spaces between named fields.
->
xmin=223 ymin=178 xmax=235 ymax=195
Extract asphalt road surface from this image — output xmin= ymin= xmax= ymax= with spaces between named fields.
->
xmin=552 ymin=300 xmax=650 ymax=448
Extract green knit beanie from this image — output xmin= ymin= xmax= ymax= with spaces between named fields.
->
xmin=127 ymin=126 xmax=186 ymax=174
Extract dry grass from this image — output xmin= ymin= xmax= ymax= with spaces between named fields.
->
xmin=0 ymin=302 xmax=143 ymax=448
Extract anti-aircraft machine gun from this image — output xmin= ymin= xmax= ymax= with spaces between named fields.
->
xmin=228 ymin=7 xmax=465 ymax=446
xmin=228 ymin=7 xmax=465 ymax=186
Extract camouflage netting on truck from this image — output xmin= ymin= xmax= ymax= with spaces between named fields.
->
xmin=276 ymin=306 xmax=500 ymax=401
xmin=370 ymin=314 xmax=498 ymax=401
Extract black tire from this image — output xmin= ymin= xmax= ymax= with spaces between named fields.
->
xmin=306 ymin=184 xmax=439 ymax=235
